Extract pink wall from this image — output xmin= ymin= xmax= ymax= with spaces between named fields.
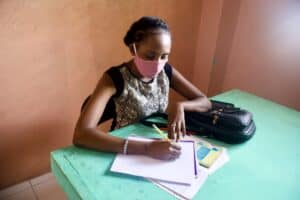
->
xmin=0 ymin=0 xmax=202 ymax=188
xmin=222 ymin=0 xmax=300 ymax=110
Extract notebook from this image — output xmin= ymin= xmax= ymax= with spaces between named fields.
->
xmin=110 ymin=136 xmax=197 ymax=185
xmin=195 ymin=140 xmax=229 ymax=175
xmin=197 ymin=141 xmax=223 ymax=168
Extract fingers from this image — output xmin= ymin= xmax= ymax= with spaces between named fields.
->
xmin=149 ymin=140 xmax=182 ymax=160
xmin=175 ymin=122 xmax=181 ymax=142
xmin=170 ymin=142 xmax=181 ymax=150
xmin=182 ymin=119 xmax=187 ymax=136
xmin=167 ymin=154 xmax=178 ymax=160
xmin=169 ymin=148 xmax=180 ymax=156
xmin=168 ymin=121 xmax=186 ymax=142
xmin=168 ymin=123 xmax=176 ymax=139
xmin=168 ymin=145 xmax=181 ymax=160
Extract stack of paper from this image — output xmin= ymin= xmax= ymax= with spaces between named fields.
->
xmin=149 ymin=167 xmax=208 ymax=200
xmin=111 ymin=137 xmax=198 ymax=185
xmin=150 ymin=136 xmax=229 ymax=200
xmin=110 ymin=136 xmax=229 ymax=200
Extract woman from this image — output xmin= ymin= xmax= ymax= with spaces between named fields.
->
xmin=73 ymin=16 xmax=211 ymax=160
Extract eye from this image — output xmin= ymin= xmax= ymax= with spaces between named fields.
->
xmin=145 ymin=52 xmax=155 ymax=60
xmin=161 ymin=54 xmax=169 ymax=60
xmin=145 ymin=54 xmax=156 ymax=60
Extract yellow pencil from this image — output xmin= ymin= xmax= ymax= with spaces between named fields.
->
xmin=152 ymin=124 xmax=170 ymax=141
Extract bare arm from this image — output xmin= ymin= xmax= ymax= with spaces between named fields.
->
xmin=170 ymin=67 xmax=212 ymax=112
xmin=73 ymin=72 xmax=181 ymax=160
xmin=73 ymin=73 xmax=148 ymax=154
xmin=168 ymin=67 xmax=212 ymax=140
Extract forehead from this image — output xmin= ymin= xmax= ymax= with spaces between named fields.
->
xmin=139 ymin=31 xmax=171 ymax=53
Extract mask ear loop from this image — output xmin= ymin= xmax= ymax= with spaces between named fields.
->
xmin=132 ymin=43 xmax=138 ymax=56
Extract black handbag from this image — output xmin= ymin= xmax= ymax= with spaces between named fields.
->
xmin=140 ymin=100 xmax=256 ymax=144
xmin=184 ymin=100 xmax=256 ymax=143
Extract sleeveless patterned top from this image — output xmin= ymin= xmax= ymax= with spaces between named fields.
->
xmin=105 ymin=63 xmax=172 ymax=130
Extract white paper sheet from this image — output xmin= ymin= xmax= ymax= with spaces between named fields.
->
xmin=110 ymin=137 xmax=197 ymax=185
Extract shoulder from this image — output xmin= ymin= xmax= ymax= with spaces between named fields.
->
xmin=104 ymin=63 xmax=126 ymax=97
xmin=106 ymin=63 xmax=124 ymax=72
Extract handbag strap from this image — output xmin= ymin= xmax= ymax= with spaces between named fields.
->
xmin=140 ymin=112 xmax=168 ymax=128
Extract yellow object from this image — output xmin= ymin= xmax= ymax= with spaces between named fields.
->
xmin=152 ymin=124 xmax=170 ymax=141
xmin=199 ymin=148 xmax=222 ymax=168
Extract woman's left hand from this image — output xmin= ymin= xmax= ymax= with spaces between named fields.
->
xmin=167 ymin=103 xmax=188 ymax=142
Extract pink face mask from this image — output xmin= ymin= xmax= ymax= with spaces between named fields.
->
xmin=133 ymin=43 xmax=167 ymax=78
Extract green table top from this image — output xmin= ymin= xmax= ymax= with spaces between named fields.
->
xmin=51 ymin=90 xmax=300 ymax=200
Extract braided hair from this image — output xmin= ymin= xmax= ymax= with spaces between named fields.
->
xmin=123 ymin=16 xmax=170 ymax=47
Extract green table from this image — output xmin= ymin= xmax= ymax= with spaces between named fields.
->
xmin=51 ymin=90 xmax=300 ymax=200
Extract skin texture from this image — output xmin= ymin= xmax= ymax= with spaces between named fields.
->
xmin=73 ymin=29 xmax=211 ymax=160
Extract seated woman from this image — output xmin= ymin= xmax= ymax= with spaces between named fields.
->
xmin=73 ymin=16 xmax=211 ymax=160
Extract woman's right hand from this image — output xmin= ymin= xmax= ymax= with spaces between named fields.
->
xmin=146 ymin=140 xmax=181 ymax=160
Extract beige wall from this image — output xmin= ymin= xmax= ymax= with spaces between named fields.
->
xmin=208 ymin=0 xmax=241 ymax=96
xmin=193 ymin=0 xmax=300 ymax=110
xmin=0 ymin=0 xmax=202 ymax=188
xmin=192 ymin=0 xmax=224 ymax=94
